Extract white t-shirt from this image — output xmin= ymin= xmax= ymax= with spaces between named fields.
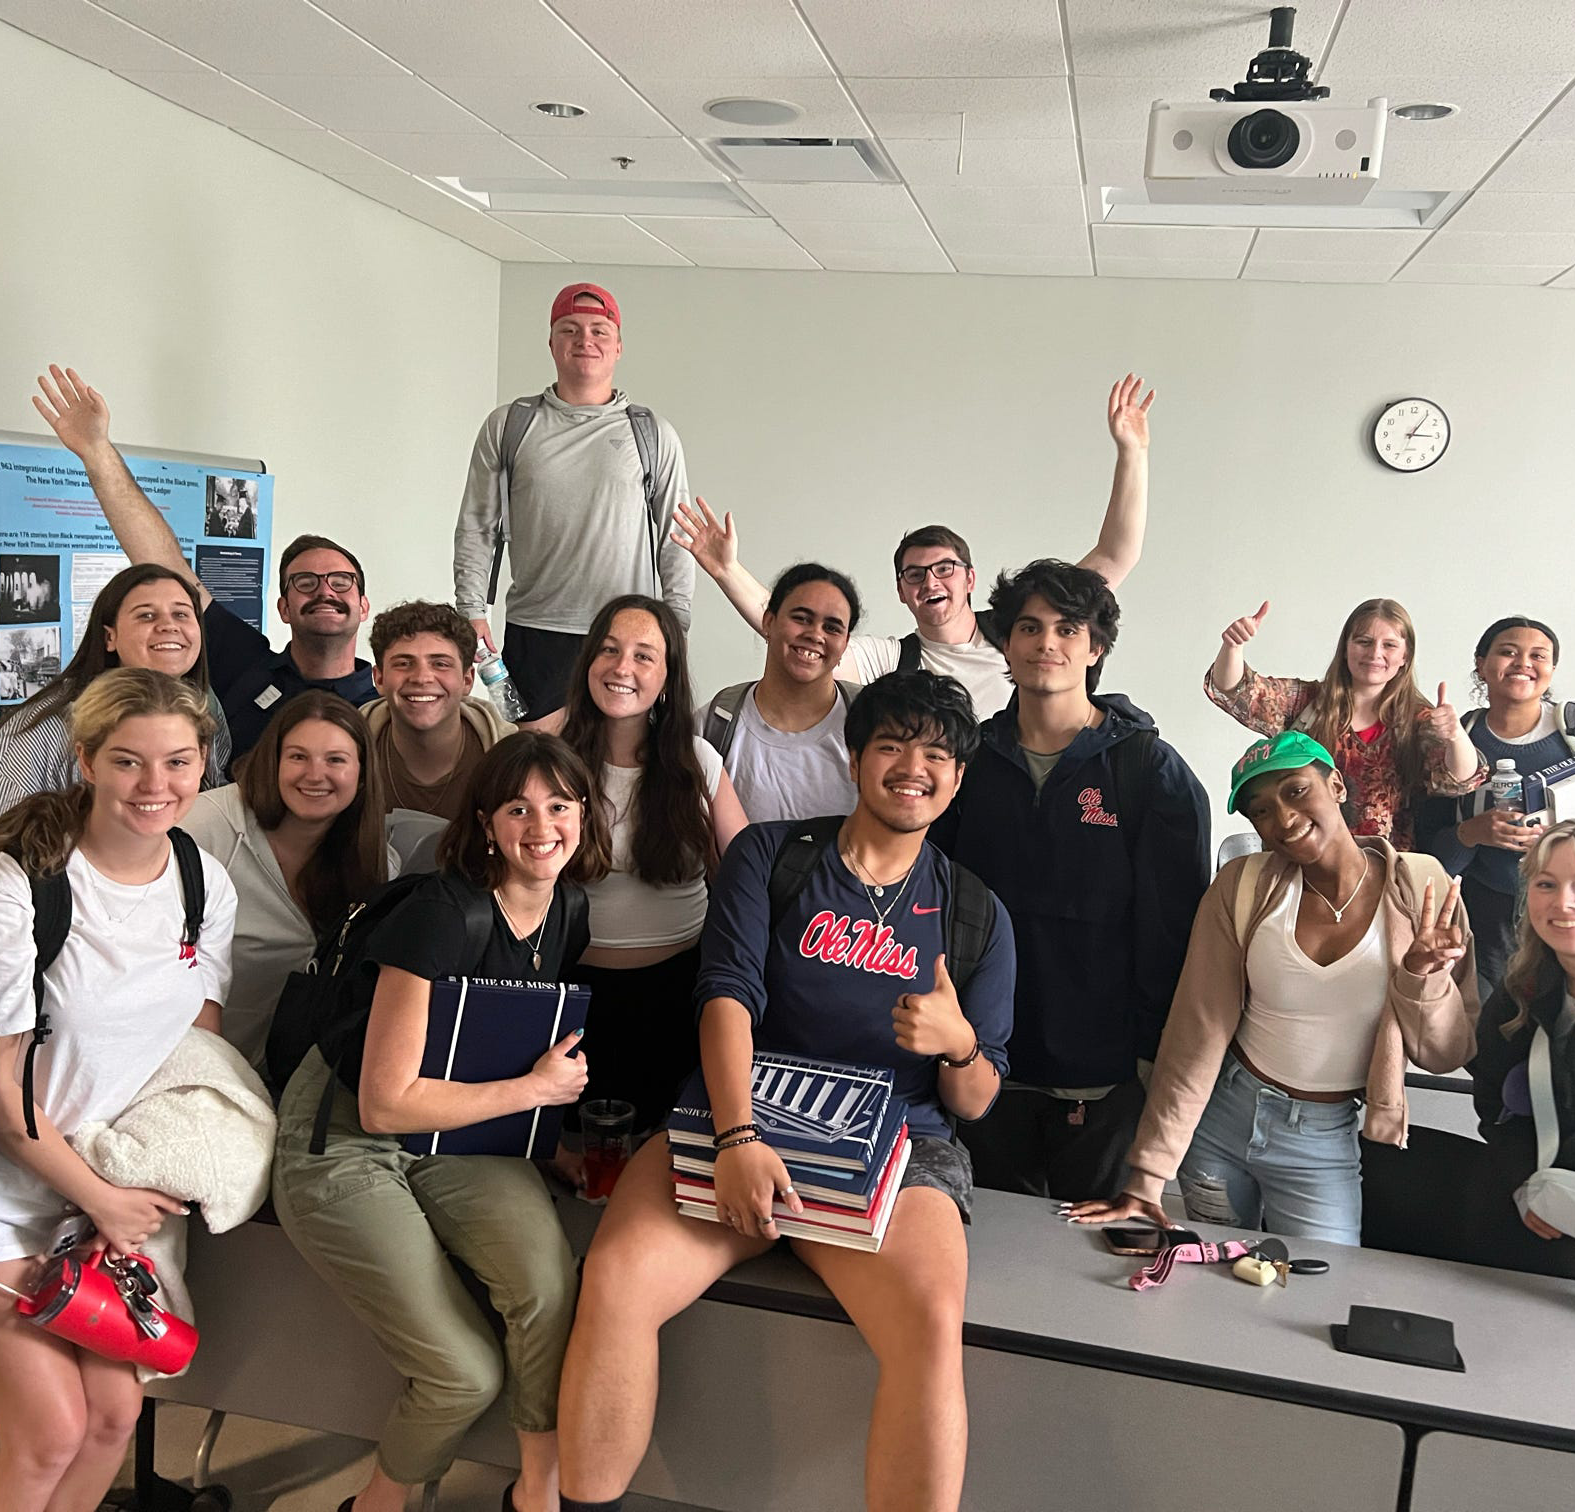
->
xmin=705 ymin=686 xmax=857 ymax=825
xmin=0 ymin=847 xmax=237 ymax=1259
xmin=845 ymin=623 xmax=1013 ymax=719
xmin=587 ymin=737 xmax=724 ymax=949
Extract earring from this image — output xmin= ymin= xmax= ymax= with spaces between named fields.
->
xmin=486 ymin=836 xmax=495 ymax=855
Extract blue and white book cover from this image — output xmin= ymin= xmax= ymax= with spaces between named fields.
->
xmin=669 ymin=1053 xmax=895 ymax=1171
xmin=400 ymin=977 xmax=589 ymax=1159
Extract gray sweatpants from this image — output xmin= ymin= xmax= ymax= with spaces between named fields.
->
xmin=271 ymin=1050 xmax=578 ymax=1484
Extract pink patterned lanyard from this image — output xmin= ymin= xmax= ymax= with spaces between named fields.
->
xmin=1129 ymin=1240 xmax=1256 ymax=1291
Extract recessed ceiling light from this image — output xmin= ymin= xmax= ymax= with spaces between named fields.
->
xmin=1391 ymin=102 xmax=1457 ymax=122
xmin=534 ymin=101 xmax=586 ymax=119
xmin=704 ymin=97 xmax=802 ymax=127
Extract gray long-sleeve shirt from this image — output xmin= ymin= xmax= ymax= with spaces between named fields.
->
xmin=453 ymin=385 xmax=693 ymax=631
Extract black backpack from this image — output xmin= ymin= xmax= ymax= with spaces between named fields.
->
xmin=487 ymin=393 xmax=661 ymax=606
xmin=21 ymin=829 xmax=206 ymax=1140
xmin=766 ymin=815 xmax=996 ymax=993
xmin=265 ymin=873 xmax=493 ymax=1154
xmin=700 ymin=679 xmax=863 ymax=761
xmin=895 ymin=609 xmax=1006 ymax=674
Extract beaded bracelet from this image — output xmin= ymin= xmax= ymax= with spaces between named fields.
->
xmin=716 ymin=1134 xmax=762 ymax=1152
xmin=713 ymin=1123 xmax=759 ymax=1148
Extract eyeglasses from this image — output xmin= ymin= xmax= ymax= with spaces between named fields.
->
xmin=286 ymin=571 xmax=359 ymax=595
xmin=897 ymin=558 xmax=969 ymax=587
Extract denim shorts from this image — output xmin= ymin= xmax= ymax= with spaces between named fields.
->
xmin=901 ymin=1135 xmax=975 ymax=1223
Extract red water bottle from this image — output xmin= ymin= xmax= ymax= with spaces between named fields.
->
xmin=15 ymin=1251 xmax=197 ymax=1375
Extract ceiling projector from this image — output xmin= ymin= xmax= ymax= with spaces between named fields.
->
xmin=1142 ymin=5 xmax=1386 ymax=207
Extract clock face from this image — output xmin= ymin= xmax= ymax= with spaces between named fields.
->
xmin=1373 ymin=398 xmax=1450 ymax=472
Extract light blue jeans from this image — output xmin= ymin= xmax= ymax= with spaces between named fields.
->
xmin=1178 ymin=1052 xmax=1362 ymax=1246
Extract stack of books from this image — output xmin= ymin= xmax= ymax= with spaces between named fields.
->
xmin=667 ymin=1053 xmax=911 ymax=1252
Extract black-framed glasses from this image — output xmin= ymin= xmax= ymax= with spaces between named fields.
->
xmin=286 ymin=571 xmax=359 ymax=595
xmin=897 ymin=558 xmax=969 ymax=587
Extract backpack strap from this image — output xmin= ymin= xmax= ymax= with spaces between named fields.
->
xmin=23 ymin=869 xmax=71 ymax=1141
xmin=1108 ymin=726 xmax=1158 ymax=859
xmin=896 ymin=634 xmax=922 ymax=674
xmin=169 ymin=828 xmax=206 ymax=962
xmin=1231 ymin=851 xmax=1272 ymax=945
xmin=834 ymin=680 xmax=861 ymax=711
xmin=1563 ymin=702 xmax=1575 ymax=753
xmin=767 ymin=815 xmax=846 ymax=931
xmin=489 ymin=395 xmax=545 ymax=607
xmin=624 ymin=404 xmax=662 ymax=593
xmin=701 ymin=681 xmax=756 ymax=762
xmin=1460 ymin=708 xmax=1482 ymax=735
xmin=974 ymin=608 xmax=1005 ymax=652
xmin=941 ymin=860 xmax=994 ymax=995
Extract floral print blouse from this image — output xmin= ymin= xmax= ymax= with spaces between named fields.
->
xmin=1204 ymin=664 xmax=1486 ymax=850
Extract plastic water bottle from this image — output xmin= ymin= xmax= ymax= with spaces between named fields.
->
xmin=1488 ymin=758 xmax=1524 ymax=817
xmin=476 ymin=652 xmax=526 ymax=723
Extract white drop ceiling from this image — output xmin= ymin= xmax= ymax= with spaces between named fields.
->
xmin=8 ymin=0 xmax=1575 ymax=286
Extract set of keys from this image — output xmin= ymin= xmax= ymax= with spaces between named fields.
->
xmin=109 ymin=1255 xmax=170 ymax=1340
xmin=1232 ymin=1237 xmax=1330 ymax=1288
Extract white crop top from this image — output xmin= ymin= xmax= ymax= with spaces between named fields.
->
xmin=1237 ymin=871 xmax=1389 ymax=1092
xmin=585 ymin=736 xmax=723 ymax=949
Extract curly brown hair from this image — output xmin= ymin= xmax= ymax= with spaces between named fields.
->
xmin=370 ymin=600 xmax=478 ymax=669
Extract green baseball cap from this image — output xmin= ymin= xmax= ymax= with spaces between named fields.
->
xmin=1226 ymin=730 xmax=1336 ymax=814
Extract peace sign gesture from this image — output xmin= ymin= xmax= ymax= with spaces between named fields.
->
xmin=1416 ymin=682 xmax=1463 ymax=745
xmin=1401 ymin=874 xmax=1466 ymax=976
xmin=1107 ymin=373 xmax=1156 ymax=454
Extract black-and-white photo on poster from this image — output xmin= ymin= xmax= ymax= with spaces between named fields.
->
xmin=0 ymin=553 xmax=62 ymax=625
xmin=0 ymin=625 xmax=62 ymax=703
xmin=204 ymin=476 xmax=259 ymax=539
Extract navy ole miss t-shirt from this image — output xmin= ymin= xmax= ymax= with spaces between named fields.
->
xmin=696 ymin=819 xmax=1015 ymax=1141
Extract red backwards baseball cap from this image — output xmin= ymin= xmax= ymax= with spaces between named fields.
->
xmin=549 ymin=283 xmax=621 ymax=327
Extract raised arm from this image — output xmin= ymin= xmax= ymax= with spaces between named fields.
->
xmin=32 ymin=365 xmax=209 ymax=607
xmin=671 ymin=497 xmax=770 ymax=638
xmin=1210 ymin=600 xmax=1270 ymax=696
xmin=1078 ymin=373 xmax=1155 ymax=590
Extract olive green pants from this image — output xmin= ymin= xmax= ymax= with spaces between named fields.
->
xmin=272 ymin=1050 xmax=578 ymax=1485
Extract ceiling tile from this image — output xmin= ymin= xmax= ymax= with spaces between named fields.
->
xmin=1080 ymin=139 xmax=1145 ymax=188
xmin=1093 ymin=224 xmax=1252 ymax=260
xmin=491 ymin=213 xmax=694 ymax=265
xmin=1098 ymin=257 xmax=1242 ymax=280
xmin=783 ymin=219 xmax=942 ymax=253
xmin=1393 ymin=262 xmax=1565 ymax=286
xmin=118 ymin=69 xmax=315 ymax=131
xmin=951 ymin=252 xmax=1093 ymax=276
xmin=1378 ymin=135 xmax=1506 ymax=192
xmin=521 ymin=136 xmax=725 ymax=181
xmin=236 ymin=74 xmax=492 ymax=134
xmin=1065 ymin=0 xmax=1342 ymax=77
xmin=1485 ymin=139 xmax=1575 ymax=196
xmin=1407 ymin=229 xmax=1575 ymax=265
xmin=329 ymin=166 xmax=566 ymax=259
xmin=432 ymin=72 xmax=676 ymax=138
xmin=1248 ymin=228 xmax=1429 ymax=265
xmin=635 ymin=76 xmax=864 ymax=139
xmin=340 ymin=131 xmax=560 ymax=179
xmin=311 ymin=0 xmax=614 ymax=78
xmin=849 ymin=77 xmax=1074 ymax=141
xmin=628 ymin=216 xmax=821 ymax=268
xmin=799 ymin=0 xmax=1067 ymax=78
xmin=96 ymin=0 xmax=403 ymax=75
xmin=886 ymin=137 xmax=1082 ymax=187
xmin=910 ymin=183 xmax=1087 ymax=224
xmin=236 ymin=127 xmax=394 ymax=179
xmin=1546 ymin=265 xmax=1575 ymax=287
xmin=1442 ymin=190 xmax=1575 ymax=235
xmin=740 ymin=182 xmax=920 ymax=222
xmin=815 ymin=248 xmax=954 ymax=272
xmin=1333 ymin=76 xmax=1569 ymax=142
xmin=1240 ymin=261 xmax=1399 ymax=283
xmin=551 ymin=0 xmax=829 ymax=79
xmin=930 ymin=221 xmax=1090 ymax=257
xmin=1073 ymin=75 xmax=1211 ymax=142
xmin=0 ymin=0 xmax=207 ymax=72
xmin=1532 ymin=86 xmax=1575 ymax=141
xmin=1322 ymin=2 xmax=1575 ymax=82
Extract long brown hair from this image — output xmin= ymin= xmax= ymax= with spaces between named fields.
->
xmin=0 ymin=668 xmax=213 ymax=876
xmin=0 ymin=564 xmax=210 ymax=734
xmin=234 ymin=691 xmax=387 ymax=930
xmin=1501 ymin=821 xmax=1575 ymax=1032
xmin=560 ymin=595 xmax=711 ymax=886
xmin=1301 ymin=599 xmax=1432 ymax=792
xmin=437 ymin=732 xmax=610 ymax=890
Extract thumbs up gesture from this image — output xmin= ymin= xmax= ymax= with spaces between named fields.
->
xmin=1417 ymin=681 xmax=1463 ymax=745
xmin=1221 ymin=600 xmax=1270 ymax=648
xmin=893 ymin=955 xmax=974 ymax=1060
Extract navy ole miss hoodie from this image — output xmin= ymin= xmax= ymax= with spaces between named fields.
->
xmin=931 ymin=692 xmax=1211 ymax=1089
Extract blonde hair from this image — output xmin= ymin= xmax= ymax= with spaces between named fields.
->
xmin=1500 ymin=821 xmax=1575 ymax=1033
xmin=0 ymin=668 xmax=214 ymax=876
xmin=1303 ymin=599 xmax=1432 ymax=792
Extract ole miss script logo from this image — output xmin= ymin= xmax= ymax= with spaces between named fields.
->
xmin=799 ymin=912 xmax=919 ymax=980
xmin=1078 ymin=786 xmax=1119 ymax=827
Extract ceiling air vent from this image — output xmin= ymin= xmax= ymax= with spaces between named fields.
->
xmin=710 ymin=138 xmax=894 ymax=184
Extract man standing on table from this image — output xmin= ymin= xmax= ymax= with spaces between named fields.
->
xmin=556 ymin=670 xmax=1015 ymax=1512
xmin=453 ymin=283 xmax=695 ymax=729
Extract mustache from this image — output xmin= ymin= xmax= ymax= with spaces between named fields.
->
xmin=302 ymin=596 xmax=349 ymax=615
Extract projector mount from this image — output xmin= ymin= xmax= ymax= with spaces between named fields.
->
xmin=1208 ymin=6 xmax=1330 ymax=104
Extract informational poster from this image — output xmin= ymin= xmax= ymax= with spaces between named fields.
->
xmin=0 ymin=440 xmax=273 ymax=705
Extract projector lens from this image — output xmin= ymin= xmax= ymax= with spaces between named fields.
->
xmin=1227 ymin=109 xmax=1299 ymax=169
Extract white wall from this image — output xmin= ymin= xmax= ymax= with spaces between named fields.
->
xmin=0 ymin=23 xmax=501 ymax=637
xmin=500 ymin=263 xmax=1573 ymax=838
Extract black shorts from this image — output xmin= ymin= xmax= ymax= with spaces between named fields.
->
xmin=502 ymin=624 xmax=587 ymax=722
xmin=901 ymin=1135 xmax=975 ymax=1223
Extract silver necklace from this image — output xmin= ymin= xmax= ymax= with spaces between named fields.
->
xmin=494 ymin=888 xmax=553 ymax=972
xmin=1303 ymin=854 xmax=1370 ymax=924
xmin=841 ymin=847 xmax=915 ymax=929
xmin=80 ymin=856 xmax=158 ymax=925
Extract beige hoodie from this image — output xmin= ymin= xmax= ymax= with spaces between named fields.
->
xmin=1124 ymin=839 xmax=1480 ymax=1206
